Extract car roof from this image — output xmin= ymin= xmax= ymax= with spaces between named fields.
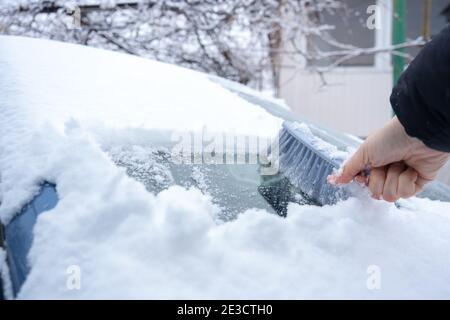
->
xmin=0 ymin=35 xmax=283 ymax=140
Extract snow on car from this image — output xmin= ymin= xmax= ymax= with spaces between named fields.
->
xmin=1 ymin=36 xmax=450 ymax=299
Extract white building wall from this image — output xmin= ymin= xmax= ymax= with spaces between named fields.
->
xmin=279 ymin=68 xmax=393 ymax=137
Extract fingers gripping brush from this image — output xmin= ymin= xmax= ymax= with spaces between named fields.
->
xmin=276 ymin=121 xmax=363 ymax=206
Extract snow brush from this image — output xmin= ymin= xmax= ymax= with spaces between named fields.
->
xmin=275 ymin=121 xmax=450 ymax=206
xmin=276 ymin=121 xmax=363 ymax=206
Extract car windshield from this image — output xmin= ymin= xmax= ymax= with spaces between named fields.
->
xmin=106 ymin=145 xmax=316 ymax=220
xmin=100 ymin=78 xmax=362 ymax=220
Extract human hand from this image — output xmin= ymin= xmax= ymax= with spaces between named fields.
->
xmin=328 ymin=117 xmax=450 ymax=202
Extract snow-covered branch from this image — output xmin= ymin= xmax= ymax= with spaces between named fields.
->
xmin=0 ymin=0 xmax=428 ymax=90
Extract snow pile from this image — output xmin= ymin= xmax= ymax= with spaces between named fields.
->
xmin=0 ymin=35 xmax=282 ymax=223
xmin=1 ymin=36 xmax=450 ymax=299
xmin=20 ymin=171 xmax=450 ymax=298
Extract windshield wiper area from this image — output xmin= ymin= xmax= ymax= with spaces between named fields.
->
xmin=259 ymin=175 xmax=318 ymax=217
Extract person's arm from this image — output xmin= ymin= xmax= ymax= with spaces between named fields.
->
xmin=329 ymin=26 xmax=450 ymax=202
xmin=391 ymin=25 xmax=450 ymax=152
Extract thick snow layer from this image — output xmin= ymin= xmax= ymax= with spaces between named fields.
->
xmin=0 ymin=35 xmax=281 ymax=223
xmin=0 ymin=36 xmax=281 ymax=138
xmin=1 ymin=36 xmax=450 ymax=299
xmin=20 ymin=178 xmax=450 ymax=299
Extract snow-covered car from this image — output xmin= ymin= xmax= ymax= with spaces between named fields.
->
xmin=1 ymin=36 xmax=450 ymax=300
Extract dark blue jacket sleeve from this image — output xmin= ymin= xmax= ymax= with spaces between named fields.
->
xmin=391 ymin=25 xmax=450 ymax=152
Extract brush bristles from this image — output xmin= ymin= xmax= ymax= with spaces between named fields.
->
xmin=277 ymin=125 xmax=349 ymax=205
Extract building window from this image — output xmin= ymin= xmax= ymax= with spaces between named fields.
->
xmin=404 ymin=0 xmax=450 ymax=58
xmin=307 ymin=0 xmax=377 ymax=67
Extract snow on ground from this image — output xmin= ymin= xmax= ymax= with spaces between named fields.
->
xmin=1 ymin=36 xmax=450 ymax=299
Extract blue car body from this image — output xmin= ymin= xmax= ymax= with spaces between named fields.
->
xmin=1 ymin=183 xmax=58 ymax=297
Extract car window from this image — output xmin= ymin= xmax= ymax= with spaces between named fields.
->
xmin=5 ymin=183 xmax=58 ymax=296
xmin=107 ymin=145 xmax=316 ymax=220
